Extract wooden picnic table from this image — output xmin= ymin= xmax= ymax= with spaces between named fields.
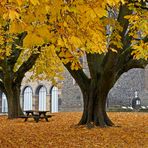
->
xmin=23 ymin=110 xmax=52 ymax=122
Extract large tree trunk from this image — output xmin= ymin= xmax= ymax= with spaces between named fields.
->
xmin=78 ymin=79 xmax=114 ymax=128
xmin=63 ymin=53 xmax=117 ymax=128
xmin=5 ymin=84 xmax=23 ymax=119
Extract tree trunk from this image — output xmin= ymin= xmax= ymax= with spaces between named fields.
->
xmin=78 ymin=91 xmax=114 ymax=128
xmin=5 ymin=85 xmax=23 ymax=119
xmin=78 ymin=78 xmax=114 ymax=128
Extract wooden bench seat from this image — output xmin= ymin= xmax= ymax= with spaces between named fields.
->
xmin=39 ymin=115 xmax=52 ymax=118
xmin=18 ymin=115 xmax=28 ymax=118
xmin=18 ymin=114 xmax=53 ymax=122
xmin=18 ymin=110 xmax=53 ymax=122
xmin=18 ymin=115 xmax=39 ymax=122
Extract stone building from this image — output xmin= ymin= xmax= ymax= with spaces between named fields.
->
xmin=0 ymin=70 xmax=83 ymax=113
xmin=0 ymin=63 xmax=148 ymax=113
xmin=108 ymin=66 xmax=148 ymax=107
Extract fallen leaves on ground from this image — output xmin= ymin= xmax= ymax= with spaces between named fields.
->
xmin=0 ymin=112 xmax=147 ymax=148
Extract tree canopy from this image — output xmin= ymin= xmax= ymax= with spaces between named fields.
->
xmin=0 ymin=0 xmax=147 ymax=74
xmin=0 ymin=0 xmax=55 ymax=118
xmin=30 ymin=0 xmax=148 ymax=76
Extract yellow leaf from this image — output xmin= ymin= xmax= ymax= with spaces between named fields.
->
xmin=24 ymin=33 xmax=44 ymax=48
xmin=59 ymin=51 xmax=65 ymax=57
xmin=69 ymin=36 xmax=82 ymax=48
xmin=110 ymin=48 xmax=117 ymax=53
xmin=9 ymin=21 xmax=24 ymax=33
xmin=16 ymin=0 xmax=23 ymax=6
xmin=57 ymin=38 xmax=64 ymax=46
xmin=9 ymin=10 xmax=19 ymax=21
xmin=30 ymin=0 xmax=40 ymax=5
xmin=65 ymin=51 xmax=73 ymax=58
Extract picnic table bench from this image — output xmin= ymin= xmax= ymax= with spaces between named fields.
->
xmin=19 ymin=110 xmax=53 ymax=122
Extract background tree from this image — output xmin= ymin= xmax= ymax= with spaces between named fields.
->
xmin=0 ymin=0 xmax=53 ymax=118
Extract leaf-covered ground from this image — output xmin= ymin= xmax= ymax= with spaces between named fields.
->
xmin=0 ymin=112 xmax=147 ymax=148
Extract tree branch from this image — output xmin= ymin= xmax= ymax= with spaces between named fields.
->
xmin=0 ymin=81 xmax=6 ymax=93
xmin=7 ymin=32 xmax=27 ymax=69
xmin=13 ymin=42 xmax=52 ymax=84
xmin=123 ymin=58 xmax=147 ymax=74
xmin=117 ymin=4 xmax=131 ymax=38
xmin=14 ymin=51 xmax=40 ymax=84
xmin=86 ymin=53 xmax=105 ymax=79
xmin=117 ymin=57 xmax=148 ymax=80
xmin=64 ymin=62 xmax=90 ymax=91
xmin=0 ymin=71 xmax=2 ymax=79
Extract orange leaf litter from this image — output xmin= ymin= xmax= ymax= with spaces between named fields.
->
xmin=0 ymin=112 xmax=147 ymax=148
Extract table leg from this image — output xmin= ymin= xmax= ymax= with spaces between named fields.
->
xmin=34 ymin=116 xmax=39 ymax=123
xmin=24 ymin=117 xmax=28 ymax=122
xmin=24 ymin=113 xmax=29 ymax=122
xmin=43 ymin=113 xmax=49 ymax=122
xmin=45 ymin=117 xmax=49 ymax=122
xmin=39 ymin=113 xmax=49 ymax=122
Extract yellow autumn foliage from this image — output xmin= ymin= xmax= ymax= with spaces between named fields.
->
xmin=124 ymin=2 xmax=148 ymax=59
xmin=0 ymin=0 xmax=147 ymax=80
xmin=132 ymin=41 xmax=148 ymax=60
xmin=31 ymin=45 xmax=64 ymax=83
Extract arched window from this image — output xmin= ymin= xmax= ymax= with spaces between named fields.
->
xmin=51 ymin=86 xmax=58 ymax=112
xmin=39 ymin=86 xmax=47 ymax=111
xmin=2 ymin=93 xmax=8 ymax=113
xmin=23 ymin=87 xmax=32 ymax=111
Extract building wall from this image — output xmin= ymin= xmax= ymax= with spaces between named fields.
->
xmin=0 ymin=65 xmax=148 ymax=113
xmin=108 ymin=68 xmax=145 ymax=107
xmin=108 ymin=67 xmax=148 ymax=107
xmin=20 ymin=73 xmax=52 ymax=111
xmin=60 ymin=65 xmax=148 ymax=109
xmin=140 ymin=65 xmax=148 ymax=106
xmin=60 ymin=70 xmax=83 ymax=112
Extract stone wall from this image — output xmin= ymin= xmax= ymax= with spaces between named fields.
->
xmin=108 ymin=68 xmax=148 ymax=107
xmin=140 ymin=65 xmax=148 ymax=106
xmin=145 ymin=65 xmax=148 ymax=90
xmin=60 ymin=69 xmax=83 ymax=112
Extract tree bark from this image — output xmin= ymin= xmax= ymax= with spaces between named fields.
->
xmin=78 ymin=77 xmax=114 ymax=128
xmin=5 ymin=84 xmax=23 ymax=119
xmin=0 ymin=44 xmax=41 ymax=118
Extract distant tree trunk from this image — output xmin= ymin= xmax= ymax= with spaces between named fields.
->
xmin=5 ymin=83 xmax=23 ymax=119
xmin=0 ymin=32 xmax=41 ymax=119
